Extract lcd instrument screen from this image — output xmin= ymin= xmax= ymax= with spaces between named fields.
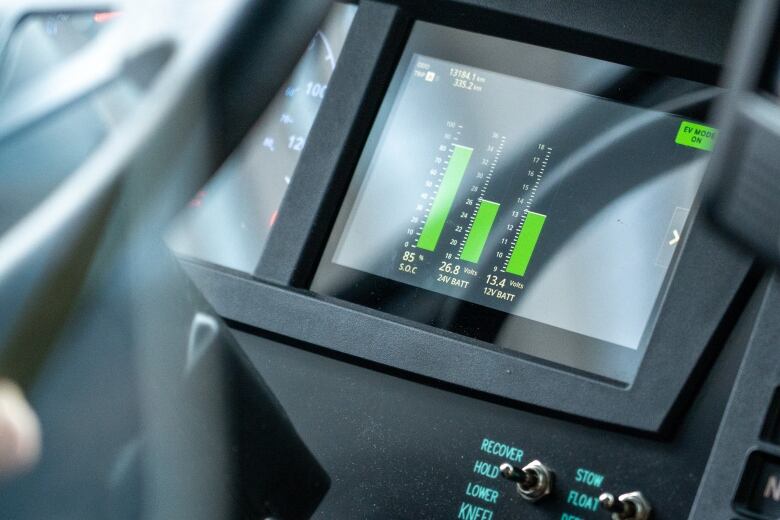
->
xmin=312 ymin=22 xmax=718 ymax=384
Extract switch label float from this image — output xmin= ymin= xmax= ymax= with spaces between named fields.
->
xmin=566 ymin=490 xmax=600 ymax=512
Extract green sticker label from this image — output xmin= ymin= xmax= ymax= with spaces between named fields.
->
xmin=675 ymin=121 xmax=717 ymax=151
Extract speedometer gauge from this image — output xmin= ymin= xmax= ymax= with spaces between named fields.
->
xmin=167 ymin=3 xmax=357 ymax=273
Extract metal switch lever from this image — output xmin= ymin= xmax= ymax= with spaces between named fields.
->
xmin=499 ymin=460 xmax=554 ymax=502
xmin=599 ymin=491 xmax=652 ymax=520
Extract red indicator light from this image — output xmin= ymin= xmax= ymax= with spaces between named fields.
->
xmin=188 ymin=190 xmax=206 ymax=208
xmin=93 ymin=11 xmax=123 ymax=23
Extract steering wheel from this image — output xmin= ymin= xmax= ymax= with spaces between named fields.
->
xmin=0 ymin=0 xmax=328 ymax=386
xmin=0 ymin=0 xmax=331 ymax=518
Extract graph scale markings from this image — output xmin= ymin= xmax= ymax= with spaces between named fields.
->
xmin=502 ymin=145 xmax=552 ymax=276
xmin=416 ymin=144 xmax=474 ymax=251
xmin=460 ymin=200 xmax=500 ymax=263
xmin=457 ymin=134 xmax=505 ymax=260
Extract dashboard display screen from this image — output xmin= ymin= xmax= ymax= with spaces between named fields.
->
xmin=312 ymin=22 xmax=718 ymax=384
xmin=167 ymin=3 xmax=356 ymax=273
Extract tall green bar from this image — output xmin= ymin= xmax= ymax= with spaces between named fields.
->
xmin=506 ymin=211 xmax=546 ymax=276
xmin=416 ymin=145 xmax=473 ymax=251
xmin=460 ymin=200 xmax=500 ymax=263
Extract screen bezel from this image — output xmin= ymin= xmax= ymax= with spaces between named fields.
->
xmin=312 ymin=21 xmax=718 ymax=385
xmin=183 ymin=1 xmax=752 ymax=432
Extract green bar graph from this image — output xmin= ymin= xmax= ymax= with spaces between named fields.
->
xmin=506 ymin=211 xmax=546 ymax=276
xmin=416 ymin=145 xmax=474 ymax=251
xmin=460 ymin=200 xmax=500 ymax=263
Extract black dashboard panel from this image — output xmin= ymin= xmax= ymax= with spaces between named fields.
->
xmin=173 ymin=1 xmax=776 ymax=519
xmin=387 ymin=0 xmax=735 ymax=79
xmin=226 ymin=304 xmax=750 ymax=519
xmin=250 ymin=1 xmax=750 ymax=432
xmin=689 ymin=276 xmax=780 ymax=520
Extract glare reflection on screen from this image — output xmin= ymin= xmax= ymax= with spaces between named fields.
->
xmin=166 ymin=3 xmax=357 ymax=273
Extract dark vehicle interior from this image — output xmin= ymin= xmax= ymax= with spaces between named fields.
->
xmin=2 ymin=1 xmax=780 ymax=519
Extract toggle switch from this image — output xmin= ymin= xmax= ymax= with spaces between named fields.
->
xmin=499 ymin=460 xmax=554 ymax=501
xmin=598 ymin=491 xmax=652 ymax=520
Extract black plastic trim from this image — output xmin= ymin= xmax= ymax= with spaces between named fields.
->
xmin=255 ymin=1 xmax=409 ymax=285
xmin=184 ymin=210 xmax=750 ymax=433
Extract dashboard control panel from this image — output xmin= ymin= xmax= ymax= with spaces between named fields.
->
xmin=168 ymin=1 xmax=769 ymax=518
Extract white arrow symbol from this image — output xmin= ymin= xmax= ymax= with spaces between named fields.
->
xmin=669 ymin=229 xmax=680 ymax=246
